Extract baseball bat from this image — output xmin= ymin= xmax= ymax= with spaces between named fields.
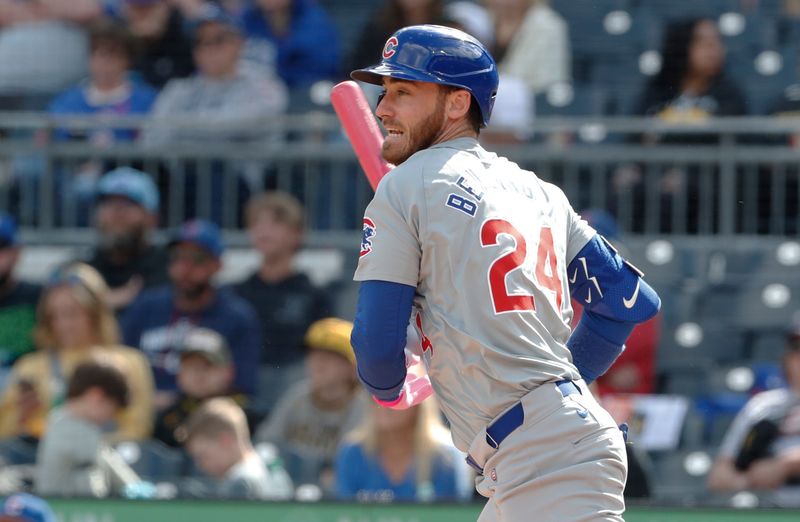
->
xmin=330 ymin=81 xmax=392 ymax=191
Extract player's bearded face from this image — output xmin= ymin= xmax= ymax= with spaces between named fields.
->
xmin=379 ymin=82 xmax=447 ymax=165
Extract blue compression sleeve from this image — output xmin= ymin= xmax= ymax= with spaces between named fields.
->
xmin=350 ymin=280 xmax=416 ymax=401
xmin=567 ymin=312 xmax=635 ymax=384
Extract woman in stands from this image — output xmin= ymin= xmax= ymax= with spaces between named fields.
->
xmin=618 ymin=18 xmax=748 ymax=233
xmin=485 ymin=0 xmax=570 ymax=95
xmin=637 ymin=17 xmax=747 ymax=126
xmin=335 ymin=397 xmax=471 ymax=502
xmin=0 ymin=263 xmax=154 ymax=445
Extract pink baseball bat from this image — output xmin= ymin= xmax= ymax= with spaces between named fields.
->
xmin=330 ymin=81 xmax=392 ymax=191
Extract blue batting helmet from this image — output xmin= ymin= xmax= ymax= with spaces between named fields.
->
xmin=351 ymin=25 xmax=499 ymax=126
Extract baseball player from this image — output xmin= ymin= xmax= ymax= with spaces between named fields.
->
xmin=349 ymin=25 xmax=660 ymax=521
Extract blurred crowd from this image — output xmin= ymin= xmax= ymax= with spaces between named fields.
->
xmin=0 ymin=0 xmax=799 ymax=135
xmin=0 ymin=0 xmax=797 ymax=508
xmin=0 ymin=168 xmax=474 ymax=501
xmin=0 ymin=0 xmax=799 ymax=234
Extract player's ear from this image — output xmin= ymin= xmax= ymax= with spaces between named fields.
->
xmin=446 ymin=88 xmax=472 ymax=121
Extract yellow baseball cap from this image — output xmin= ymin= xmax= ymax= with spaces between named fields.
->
xmin=305 ymin=318 xmax=355 ymax=364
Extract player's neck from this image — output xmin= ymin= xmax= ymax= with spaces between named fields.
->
xmin=432 ymin=119 xmax=477 ymax=147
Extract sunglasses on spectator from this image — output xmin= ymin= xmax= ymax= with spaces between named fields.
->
xmin=194 ymin=32 xmax=238 ymax=48
xmin=169 ymin=249 xmax=214 ymax=266
xmin=46 ymin=270 xmax=100 ymax=302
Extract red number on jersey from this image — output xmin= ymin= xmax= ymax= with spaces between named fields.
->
xmin=535 ymin=226 xmax=563 ymax=309
xmin=480 ymin=219 xmax=535 ymax=313
xmin=480 ymin=220 xmax=563 ymax=314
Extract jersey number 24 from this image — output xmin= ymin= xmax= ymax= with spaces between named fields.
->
xmin=480 ymin=219 xmax=563 ymax=314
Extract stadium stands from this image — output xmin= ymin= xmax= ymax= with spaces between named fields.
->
xmin=1 ymin=0 xmax=800 ymax=510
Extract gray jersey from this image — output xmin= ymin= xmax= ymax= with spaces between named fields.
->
xmin=355 ymin=137 xmax=595 ymax=451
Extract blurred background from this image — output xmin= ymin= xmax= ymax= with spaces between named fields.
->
xmin=0 ymin=0 xmax=799 ymax=520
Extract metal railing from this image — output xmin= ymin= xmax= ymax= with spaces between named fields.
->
xmin=1 ymin=113 xmax=799 ymax=245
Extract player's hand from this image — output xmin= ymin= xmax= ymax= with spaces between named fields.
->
xmin=373 ymin=373 xmax=433 ymax=410
xmin=745 ymin=457 xmax=788 ymax=490
xmin=404 ymin=347 xmax=422 ymax=368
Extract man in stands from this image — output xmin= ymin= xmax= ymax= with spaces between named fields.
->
xmin=708 ymin=322 xmax=800 ymax=506
xmin=0 ymin=213 xmax=40 ymax=381
xmin=122 ymin=219 xmax=261 ymax=410
xmin=82 ymin=167 xmax=168 ymax=313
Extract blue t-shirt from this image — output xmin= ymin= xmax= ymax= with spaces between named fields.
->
xmin=240 ymin=0 xmax=340 ymax=87
xmin=335 ymin=441 xmax=460 ymax=501
xmin=121 ymin=286 xmax=261 ymax=396
xmin=48 ymin=80 xmax=157 ymax=142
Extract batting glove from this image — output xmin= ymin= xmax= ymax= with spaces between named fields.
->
xmin=373 ymin=372 xmax=434 ymax=410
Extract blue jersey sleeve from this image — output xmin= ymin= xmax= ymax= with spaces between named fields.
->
xmin=350 ymin=280 xmax=415 ymax=401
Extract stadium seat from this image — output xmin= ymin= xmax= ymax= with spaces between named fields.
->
xmin=701 ymin=247 xmax=766 ymax=288
xmin=590 ymin=53 xmax=648 ymax=115
xmin=116 ymin=440 xmax=186 ymax=482
xmin=719 ymin=13 xmax=778 ymax=55
xmin=638 ymin=0 xmax=741 ymax=20
xmin=648 ymin=449 xmax=714 ymax=503
xmin=552 ymin=0 xmax=633 ymax=20
xmin=317 ymin=0 xmax=380 ymax=60
xmin=534 ymin=83 xmax=612 ymax=117
xmin=694 ymin=394 xmax=747 ymax=446
xmin=732 ymin=279 xmax=800 ymax=331
xmin=754 ymin=239 xmax=800 ymax=278
xmin=656 ymin=357 xmax=714 ymax=396
xmin=734 ymin=46 xmax=798 ymax=114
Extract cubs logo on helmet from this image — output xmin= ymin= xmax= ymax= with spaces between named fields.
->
xmin=383 ymin=36 xmax=399 ymax=59
xmin=361 ymin=217 xmax=376 ymax=257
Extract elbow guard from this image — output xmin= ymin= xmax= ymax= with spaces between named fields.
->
xmin=568 ymin=235 xmax=660 ymax=324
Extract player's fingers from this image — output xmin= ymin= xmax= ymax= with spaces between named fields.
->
xmin=406 ymin=374 xmax=434 ymax=405
xmin=404 ymin=348 xmax=421 ymax=368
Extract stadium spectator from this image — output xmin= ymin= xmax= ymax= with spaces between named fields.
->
xmin=255 ymin=318 xmax=367 ymax=489
xmin=234 ymin=192 xmax=331 ymax=409
xmin=81 ymin=167 xmax=168 ymax=313
xmin=335 ymin=398 xmax=471 ymax=502
xmin=141 ymin=3 xmax=287 ymax=225
xmin=0 ymin=214 xmax=40 ymax=376
xmin=348 ymin=0 xmax=448 ymax=72
xmin=0 ymin=263 xmax=154 ymax=444
xmin=34 ymin=356 xmax=143 ymax=498
xmin=43 ymin=21 xmax=157 ymax=226
xmin=0 ymin=0 xmax=103 ymax=103
xmin=708 ymin=327 xmax=800 ymax=505
xmin=239 ymin=0 xmax=340 ymax=87
xmin=154 ymin=327 xmax=258 ymax=448
xmin=442 ymin=1 xmax=493 ymax=46
xmin=181 ymin=397 xmax=293 ymax=500
xmin=114 ymin=0 xmax=195 ymax=89
xmin=0 ymin=493 xmax=57 ymax=522
xmin=572 ymin=210 xmax=660 ymax=396
xmin=636 ymin=18 xmax=748 ymax=126
xmin=48 ymin=21 xmax=157 ymax=143
xmin=122 ymin=219 xmax=261 ymax=409
xmin=142 ymin=3 xmax=287 ymax=146
xmin=485 ymin=0 xmax=570 ymax=95
xmin=617 ymin=18 xmax=748 ymax=233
